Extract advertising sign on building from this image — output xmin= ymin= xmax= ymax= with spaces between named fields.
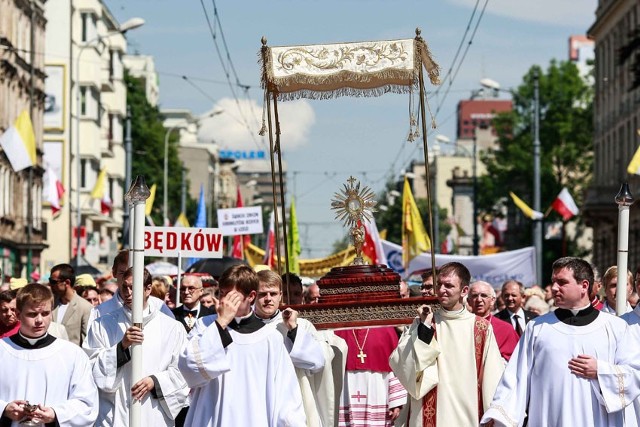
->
xmin=144 ymin=227 xmax=224 ymax=258
xmin=216 ymin=206 xmax=263 ymax=236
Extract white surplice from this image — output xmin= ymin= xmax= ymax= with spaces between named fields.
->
xmin=482 ymin=310 xmax=640 ymax=427
xmin=620 ymin=305 xmax=640 ymax=427
xmin=315 ymin=330 xmax=349 ymax=427
xmin=179 ymin=315 xmax=306 ymax=427
xmin=390 ymin=309 xmax=504 ymax=427
xmin=0 ymin=336 xmax=98 ymax=427
xmin=83 ymin=304 xmax=188 ymax=427
xmin=261 ymin=310 xmax=329 ymax=427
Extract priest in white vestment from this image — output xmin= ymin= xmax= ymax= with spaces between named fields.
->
xmin=0 ymin=283 xmax=98 ymax=426
xmin=84 ymin=268 xmax=189 ymax=427
xmin=482 ymin=257 xmax=640 ymax=427
xmin=622 ymin=302 xmax=640 ymax=427
xmin=390 ymin=262 xmax=504 ymax=427
xmin=179 ymin=265 xmax=306 ymax=427
xmin=255 ymin=270 xmax=330 ymax=427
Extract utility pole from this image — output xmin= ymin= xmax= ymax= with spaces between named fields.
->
xmin=533 ymin=70 xmax=542 ymax=284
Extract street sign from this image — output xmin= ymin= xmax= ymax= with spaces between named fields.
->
xmin=217 ymin=206 xmax=263 ymax=236
xmin=143 ymin=227 xmax=223 ymax=258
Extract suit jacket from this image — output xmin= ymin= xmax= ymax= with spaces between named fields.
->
xmin=53 ymin=292 xmax=93 ymax=346
xmin=171 ymin=304 xmax=216 ymax=332
xmin=495 ymin=308 xmax=538 ymax=328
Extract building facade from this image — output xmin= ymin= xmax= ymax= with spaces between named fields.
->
xmin=584 ymin=0 xmax=640 ymax=271
xmin=42 ymin=0 xmax=132 ymax=272
xmin=0 ymin=0 xmax=47 ymax=279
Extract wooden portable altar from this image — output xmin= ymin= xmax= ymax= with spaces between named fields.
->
xmin=288 ymin=264 xmax=438 ymax=330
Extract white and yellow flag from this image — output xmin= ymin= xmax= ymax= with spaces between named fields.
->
xmin=0 ymin=110 xmax=36 ymax=172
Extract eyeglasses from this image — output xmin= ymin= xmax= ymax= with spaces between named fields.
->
xmin=468 ymin=293 xmax=493 ymax=300
xmin=420 ymin=285 xmax=434 ymax=291
xmin=180 ymin=287 xmax=202 ymax=293
xmin=49 ymin=278 xmax=64 ymax=285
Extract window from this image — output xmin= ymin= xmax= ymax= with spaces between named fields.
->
xmin=80 ymin=87 xmax=87 ymax=116
xmin=81 ymin=159 xmax=87 ymax=188
xmin=81 ymin=13 xmax=97 ymax=43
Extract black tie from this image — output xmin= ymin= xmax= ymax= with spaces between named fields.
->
xmin=184 ymin=309 xmax=198 ymax=317
xmin=513 ymin=314 xmax=523 ymax=336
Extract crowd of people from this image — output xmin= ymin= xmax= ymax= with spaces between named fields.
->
xmin=0 ymin=254 xmax=640 ymax=426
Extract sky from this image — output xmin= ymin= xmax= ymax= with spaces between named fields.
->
xmin=105 ymin=0 xmax=598 ymax=258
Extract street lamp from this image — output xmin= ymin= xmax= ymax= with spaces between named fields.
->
xmin=163 ymin=109 xmax=223 ymax=228
xmin=74 ymin=17 xmax=144 ymax=266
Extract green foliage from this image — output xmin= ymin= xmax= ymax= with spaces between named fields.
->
xmin=479 ymin=60 xmax=593 ymax=271
xmin=125 ymin=71 xmax=192 ymax=225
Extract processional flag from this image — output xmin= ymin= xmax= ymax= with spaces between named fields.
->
xmin=402 ymin=177 xmax=431 ymax=271
xmin=0 ymin=110 xmax=36 ymax=172
xmin=286 ymin=197 xmax=301 ymax=274
xmin=551 ymin=188 xmax=579 ymax=221
xmin=509 ymin=192 xmax=543 ymax=220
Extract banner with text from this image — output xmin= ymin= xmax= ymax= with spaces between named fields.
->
xmin=217 ymin=206 xmax=263 ymax=236
xmin=144 ymin=227 xmax=223 ymax=258
xmin=382 ymin=240 xmax=537 ymax=286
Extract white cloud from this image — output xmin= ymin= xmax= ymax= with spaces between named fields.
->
xmin=448 ymin=0 xmax=597 ymax=27
xmin=197 ymin=97 xmax=315 ymax=151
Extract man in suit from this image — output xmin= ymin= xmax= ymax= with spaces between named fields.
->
xmin=495 ymin=279 xmax=538 ymax=336
xmin=171 ymin=275 xmax=216 ymax=333
xmin=49 ymin=263 xmax=93 ymax=346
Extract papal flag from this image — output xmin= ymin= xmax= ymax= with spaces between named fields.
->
xmin=174 ymin=212 xmax=189 ymax=227
xmin=0 ymin=110 xmax=36 ymax=172
xmin=402 ymin=177 xmax=431 ymax=270
xmin=90 ymin=168 xmax=112 ymax=215
xmin=145 ymin=184 xmax=157 ymax=217
xmin=628 ymin=145 xmax=640 ymax=175
xmin=509 ymin=192 xmax=543 ymax=220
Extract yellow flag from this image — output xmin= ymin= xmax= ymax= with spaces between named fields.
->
xmin=175 ymin=212 xmax=190 ymax=227
xmin=627 ymin=145 xmax=640 ymax=175
xmin=0 ymin=110 xmax=36 ymax=171
xmin=286 ymin=197 xmax=301 ymax=274
xmin=15 ymin=110 xmax=36 ymax=166
xmin=509 ymin=192 xmax=543 ymax=220
xmin=402 ymin=177 xmax=431 ymax=270
xmin=90 ymin=168 xmax=107 ymax=199
xmin=145 ymin=184 xmax=157 ymax=216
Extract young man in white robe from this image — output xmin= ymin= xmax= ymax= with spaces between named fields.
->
xmin=84 ymin=268 xmax=189 ymax=427
xmin=622 ymin=276 xmax=640 ymax=427
xmin=255 ymin=269 xmax=331 ymax=427
xmin=481 ymin=257 xmax=640 ymax=427
xmin=0 ymin=283 xmax=98 ymax=426
xmin=390 ymin=261 xmax=504 ymax=427
xmin=88 ymin=250 xmax=174 ymax=325
xmin=179 ymin=264 xmax=306 ymax=427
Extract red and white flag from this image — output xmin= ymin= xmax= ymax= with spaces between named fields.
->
xmin=551 ymin=187 xmax=579 ymax=221
xmin=263 ymin=211 xmax=276 ymax=268
xmin=231 ymin=185 xmax=250 ymax=259
xmin=44 ymin=167 xmax=64 ymax=215
xmin=362 ymin=217 xmax=387 ymax=266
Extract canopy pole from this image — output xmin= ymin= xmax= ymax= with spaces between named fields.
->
xmin=262 ymin=37 xmax=283 ymax=276
xmin=272 ymin=93 xmax=292 ymax=304
xmin=416 ymin=29 xmax=438 ymax=288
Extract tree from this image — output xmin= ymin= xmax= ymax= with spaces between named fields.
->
xmin=125 ymin=71 xmax=192 ymax=225
xmin=479 ymin=60 xmax=593 ymax=274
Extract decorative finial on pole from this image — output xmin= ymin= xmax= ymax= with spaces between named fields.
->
xmin=261 ymin=36 xmax=267 ymax=46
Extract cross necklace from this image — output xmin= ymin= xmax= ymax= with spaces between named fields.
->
xmin=352 ymin=329 xmax=370 ymax=364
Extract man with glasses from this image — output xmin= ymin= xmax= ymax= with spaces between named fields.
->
xmin=420 ymin=268 xmax=437 ymax=297
xmin=171 ymin=275 xmax=216 ymax=333
xmin=468 ymin=281 xmax=519 ymax=361
xmin=49 ymin=263 xmax=93 ymax=346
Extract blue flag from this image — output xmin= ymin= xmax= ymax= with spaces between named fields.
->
xmin=188 ymin=185 xmax=207 ymax=268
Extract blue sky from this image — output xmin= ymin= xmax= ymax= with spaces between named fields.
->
xmin=106 ymin=0 xmax=597 ymax=258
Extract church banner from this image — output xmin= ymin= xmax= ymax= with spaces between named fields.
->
xmin=381 ymin=240 xmax=537 ymax=287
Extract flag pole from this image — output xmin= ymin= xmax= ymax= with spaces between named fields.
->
xmin=416 ymin=28 xmax=437 ymax=286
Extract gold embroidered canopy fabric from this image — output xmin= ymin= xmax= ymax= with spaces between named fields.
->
xmin=261 ymin=38 xmax=440 ymax=100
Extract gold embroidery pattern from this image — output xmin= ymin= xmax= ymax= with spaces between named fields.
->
xmin=297 ymin=302 xmax=440 ymax=326
xmin=191 ymin=339 xmax=212 ymax=381
xmin=614 ymin=365 xmax=626 ymax=409
xmin=488 ymin=403 xmax=518 ymax=427
xmin=320 ymin=284 xmax=399 ymax=295
xmin=276 ymin=42 xmax=410 ymax=73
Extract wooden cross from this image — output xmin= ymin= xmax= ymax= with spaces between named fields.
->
xmin=357 ymin=349 xmax=367 ymax=364
xmin=351 ymin=390 xmax=367 ymax=402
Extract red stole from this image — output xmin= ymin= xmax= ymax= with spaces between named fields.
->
xmin=334 ymin=327 xmax=398 ymax=372
xmin=421 ymin=316 xmax=490 ymax=426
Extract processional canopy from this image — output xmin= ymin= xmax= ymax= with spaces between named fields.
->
xmin=260 ymin=30 xmax=440 ymax=100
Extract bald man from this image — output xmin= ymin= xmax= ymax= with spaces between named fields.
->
xmin=469 ymin=281 xmax=519 ymax=361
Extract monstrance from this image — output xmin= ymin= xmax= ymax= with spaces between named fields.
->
xmin=331 ymin=176 xmax=377 ymax=265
